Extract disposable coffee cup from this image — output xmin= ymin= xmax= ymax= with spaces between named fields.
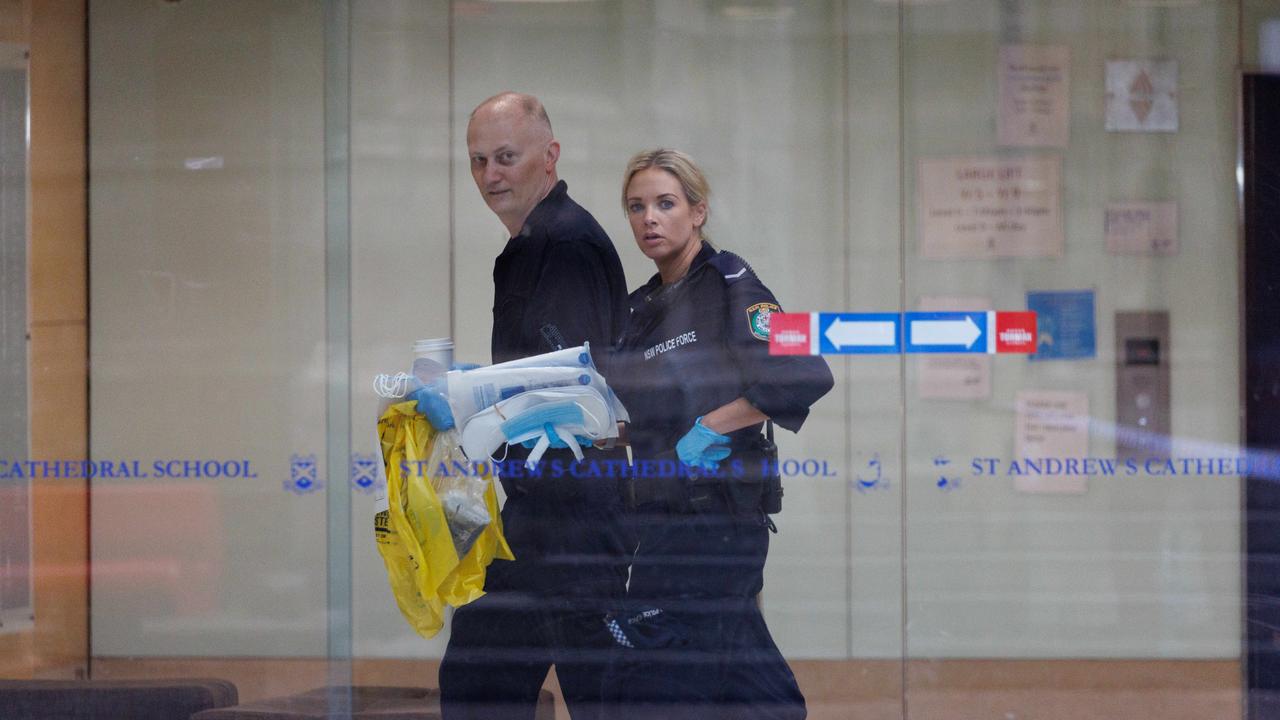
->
xmin=412 ymin=338 xmax=454 ymax=383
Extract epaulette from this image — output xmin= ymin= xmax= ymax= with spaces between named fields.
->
xmin=707 ymin=250 xmax=759 ymax=285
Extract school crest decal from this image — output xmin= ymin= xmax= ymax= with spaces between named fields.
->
xmin=746 ymin=302 xmax=780 ymax=341
xmin=284 ymin=453 xmax=322 ymax=495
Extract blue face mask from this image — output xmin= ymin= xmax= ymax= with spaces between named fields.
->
xmin=459 ymin=387 xmax=616 ymax=469
xmin=499 ymin=400 xmax=585 ymax=441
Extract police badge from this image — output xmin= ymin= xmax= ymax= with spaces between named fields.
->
xmin=746 ymin=302 xmax=780 ymax=342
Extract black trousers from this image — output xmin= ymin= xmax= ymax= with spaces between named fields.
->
xmin=439 ymin=464 xmax=629 ymax=720
xmin=603 ymin=502 xmax=806 ymax=720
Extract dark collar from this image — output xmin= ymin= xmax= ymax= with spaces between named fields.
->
xmin=516 ymin=180 xmax=570 ymax=239
xmin=640 ymin=240 xmax=718 ymax=294
xmin=687 ymin=240 xmax=718 ymax=274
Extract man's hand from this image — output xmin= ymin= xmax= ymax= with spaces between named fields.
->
xmin=408 ymin=379 xmax=455 ymax=431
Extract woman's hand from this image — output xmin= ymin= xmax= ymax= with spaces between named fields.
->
xmin=676 ymin=417 xmax=731 ymax=471
xmin=699 ymin=398 xmax=768 ymax=435
xmin=676 ymin=398 xmax=769 ymax=470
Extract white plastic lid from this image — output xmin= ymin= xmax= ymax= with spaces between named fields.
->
xmin=413 ymin=337 xmax=454 ymax=357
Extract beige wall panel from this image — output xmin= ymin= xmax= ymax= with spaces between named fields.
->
xmin=0 ymin=633 xmax=35 ymax=678
xmin=901 ymin=0 xmax=1241 ymax=659
xmin=28 ymin=197 xmax=86 ymax=326
xmin=28 ymin=0 xmax=85 ymax=324
xmin=0 ymin=0 xmax=25 ymax=44
xmin=349 ymin=0 xmax=453 ymax=660
xmin=27 ymin=324 xmax=89 ymax=678
xmin=28 ymin=481 xmax=88 ymax=678
xmin=89 ymin=0 xmax=327 ymax=657
xmin=843 ymin=0 xmax=908 ymax=661
xmin=0 ymin=0 xmax=88 ymax=680
xmin=29 ymin=322 xmax=86 ymax=458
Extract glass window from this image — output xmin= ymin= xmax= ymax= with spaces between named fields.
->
xmin=1 ymin=1 xmax=1266 ymax=718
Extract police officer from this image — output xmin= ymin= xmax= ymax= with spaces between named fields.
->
xmin=432 ymin=92 xmax=631 ymax=720
xmin=604 ymin=149 xmax=834 ymax=719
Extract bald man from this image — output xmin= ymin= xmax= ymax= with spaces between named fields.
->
xmin=439 ymin=92 xmax=631 ymax=720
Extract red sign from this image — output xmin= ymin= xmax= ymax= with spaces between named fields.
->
xmin=994 ymin=311 xmax=1037 ymax=353
xmin=769 ymin=313 xmax=812 ymax=355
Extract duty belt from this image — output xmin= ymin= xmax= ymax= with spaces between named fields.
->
xmin=626 ymin=423 xmax=782 ymax=519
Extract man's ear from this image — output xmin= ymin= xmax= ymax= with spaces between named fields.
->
xmin=545 ymin=140 xmax=561 ymax=170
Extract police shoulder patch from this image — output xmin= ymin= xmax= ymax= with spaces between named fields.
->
xmin=746 ymin=302 xmax=781 ymax=341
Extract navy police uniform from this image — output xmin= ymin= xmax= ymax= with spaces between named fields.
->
xmin=439 ymin=180 xmax=631 ymax=720
xmin=605 ymin=242 xmax=834 ymax=719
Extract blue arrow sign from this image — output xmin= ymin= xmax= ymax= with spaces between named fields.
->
xmin=903 ymin=311 xmax=989 ymax=354
xmin=817 ymin=313 xmax=901 ymax=354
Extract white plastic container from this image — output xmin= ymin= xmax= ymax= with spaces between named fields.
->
xmin=411 ymin=337 xmax=454 ymax=384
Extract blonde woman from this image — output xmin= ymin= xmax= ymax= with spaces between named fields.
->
xmin=604 ymin=149 xmax=833 ymax=719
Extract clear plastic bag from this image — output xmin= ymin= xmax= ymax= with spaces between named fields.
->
xmin=426 ymin=427 xmax=492 ymax=558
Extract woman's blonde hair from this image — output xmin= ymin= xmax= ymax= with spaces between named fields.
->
xmin=621 ymin=148 xmax=711 ymax=238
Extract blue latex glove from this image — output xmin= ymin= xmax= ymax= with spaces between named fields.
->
xmin=407 ymin=378 xmax=455 ymax=431
xmin=520 ymin=422 xmax=591 ymax=450
xmin=676 ymin=416 xmax=731 ymax=471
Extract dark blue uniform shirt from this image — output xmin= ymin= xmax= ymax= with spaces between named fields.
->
xmin=481 ymin=179 xmax=631 ymax=593
xmin=613 ymin=242 xmax=834 ymax=461
xmin=439 ymin=179 xmax=632 ymax=719
xmin=604 ymin=242 xmax=830 ymax=720
xmin=492 ymin=180 xmax=629 ymax=365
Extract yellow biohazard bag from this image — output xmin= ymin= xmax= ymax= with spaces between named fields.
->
xmin=374 ymin=400 xmax=513 ymax=638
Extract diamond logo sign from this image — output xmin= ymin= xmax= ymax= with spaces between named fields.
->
xmin=1128 ymin=69 xmax=1155 ymax=123
xmin=1106 ymin=59 xmax=1177 ymax=133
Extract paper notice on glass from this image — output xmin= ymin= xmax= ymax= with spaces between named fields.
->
xmin=1014 ymin=390 xmax=1089 ymax=494
xmin=998 ymin=45 xmax=1070 ymax=147
xmin=918 ymin=155 xmax=1063 ymax=259
xmin=1105 ymin=201 xmax=1178 ymax=256
xmin=918 ymin=295 xmax=991 ymax=400
xmin=1105 ymin=59 xmax=1178 ymax=133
